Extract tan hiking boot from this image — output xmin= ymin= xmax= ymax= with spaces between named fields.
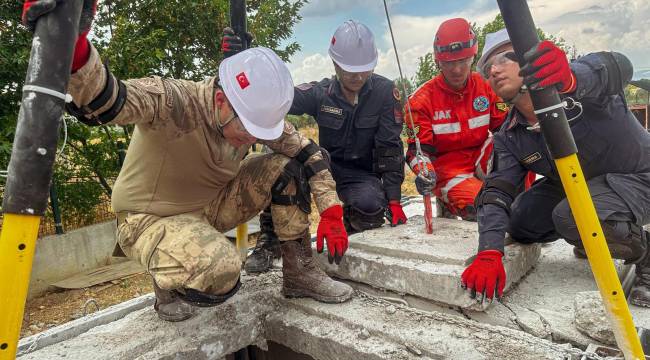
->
xmin=153 ymin=281 xmax=196 ymax=322
xmin=281 ymin=237 xmax=353 ymax=303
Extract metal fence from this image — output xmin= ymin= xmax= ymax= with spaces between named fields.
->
xmin=0 ymin=176 xmax=117 ymax=238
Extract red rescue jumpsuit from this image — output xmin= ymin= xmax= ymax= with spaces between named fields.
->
xmin=406 ymin=72 xmax=508 ymax=216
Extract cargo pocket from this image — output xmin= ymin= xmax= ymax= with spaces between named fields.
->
xmin=316 ymin=112 xmax=345 ymax=149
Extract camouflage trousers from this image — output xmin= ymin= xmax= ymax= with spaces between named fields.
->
xmin=116 ymin=153 xmax=309 ymax=295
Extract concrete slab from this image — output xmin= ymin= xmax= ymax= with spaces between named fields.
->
xmin=29 ymin=221 xmax=120 ymax=299
xmin=315 ymin=215 xmax=540 ymax=309
xmin=20 ymin=272 xmax=581 ymax=360
xmin=466 ymin=240 xmax=638 ymax=349
xmin=18 ymin=294 xmax=155 ymax=355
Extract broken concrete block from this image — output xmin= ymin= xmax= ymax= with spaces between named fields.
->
xmin=315 ymin=215 xmax=540 ymax=310
xmin=508 ymin=304 xmax=552 ymax=339
xmin=574 ymin=291 xmax=616 ymax=346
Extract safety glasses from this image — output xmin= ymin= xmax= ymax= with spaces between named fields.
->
xmin=481 ymin=51 xmax=517 ymax=79
xmin=219 ymin=104 xmax=240 ymax=129
xmin=337 ymin=69 xmax=373 ymax=81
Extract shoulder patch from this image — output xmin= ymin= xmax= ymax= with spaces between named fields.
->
xmin=296 ymin=82 xmax=313 ymax=91
xmin=496 ymin=102 xmax=508 ymax=112
xmin=521 ymin=152 xmax=542 ymax=165
xmin=393 ymin=87 xmax=401 ymax=102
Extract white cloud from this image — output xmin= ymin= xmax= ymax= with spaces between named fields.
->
xmin=288 ymin=53 xmax=335 ymax=84
xmin=290 ymin=0 xmax=650 ymax=83
xmin=301 ymin=0 xmax=401 ymax=18
xmin=375 ymin=0 xmax=650 ymax=79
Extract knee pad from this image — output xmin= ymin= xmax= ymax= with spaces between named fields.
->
xmin=271 ymin=142 xmax=331 ymax=215
xmin=344 ymin=205 xmax=385 ymax=232
xmin=174 ymin=278 xmax=242 ymax=307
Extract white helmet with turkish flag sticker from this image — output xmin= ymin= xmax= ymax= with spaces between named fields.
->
xmin=219 ymin=46 xmax=294 ymax=140
xmin=328 ymin=20 xmax=378 ymax=72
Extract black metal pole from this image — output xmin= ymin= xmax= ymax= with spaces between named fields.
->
xmin=496 ymin=0 xmax=577 ymax=159
xmin=230 ymin=0 xmax=248 ymax=51
xmin=49 ymin=181 xmax=64 ymax=235
xmin=2 ymin=1 xmax=82 ymax=216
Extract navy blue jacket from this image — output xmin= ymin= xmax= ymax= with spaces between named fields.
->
xmin=289 ymin=74 xmax=405 ymax=201
xmin=478 ymin=53 xmax=650 ymax=252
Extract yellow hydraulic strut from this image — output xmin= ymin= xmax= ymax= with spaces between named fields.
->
xmin=498 ymin=1 xmax=644 ymax=358
xmin=0 ymin=1 xmax=83 ymax=358
xmin=236 ymin=223 xmax=249 ymax=262
xmin=0 ymin=215 xmax=41 ymax=357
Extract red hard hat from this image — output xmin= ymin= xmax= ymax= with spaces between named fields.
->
xmin=434 ymin=18 xmax=478 ymax=62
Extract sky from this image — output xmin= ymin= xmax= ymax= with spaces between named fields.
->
xmin=284 ymin=0 xmax=650 ymax=84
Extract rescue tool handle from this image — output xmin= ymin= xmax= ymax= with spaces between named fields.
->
xmin=2 ymin=1 xmax=82 ymax=215
xmin=229 ymin=0 xmax=248 ymax=51
xmin=495 ymin=0 xmax=576 ymax=159
xmin=0 ymin=1 xmax=83 ymax=358
xmin=497 ymin=1 xmax=644 ymax=359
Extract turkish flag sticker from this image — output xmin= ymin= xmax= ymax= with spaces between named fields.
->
xmin=236 ymin=72 xmax=250 ymax=89
xmin=331 ymin=36 xmax=336 ymax=45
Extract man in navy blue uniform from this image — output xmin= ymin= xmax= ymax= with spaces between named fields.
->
xmin=222 ymin=20 xmax=406 ymax=273
xmin=461 ymin=29 xmax=650 ymax=307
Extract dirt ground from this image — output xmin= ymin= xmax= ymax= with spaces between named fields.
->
xmin=21 ymin=273 xmax=153 ymax=339
xmin=21 ymin=124 xmax=419 ymax=340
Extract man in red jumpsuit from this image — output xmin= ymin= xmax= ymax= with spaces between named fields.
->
xmin=406 ymin=18 xmax=509 ymax=221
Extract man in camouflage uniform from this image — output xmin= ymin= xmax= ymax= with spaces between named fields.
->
xmin=23 ymin=0 xmax=353 ymax=322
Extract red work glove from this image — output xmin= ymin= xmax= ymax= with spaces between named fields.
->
xmin=22 ymin=0 xmax=97 ymax=72
xmin=221 ymin=27 xmax=253 ymax=59
xmin=519 ymin=40 xmax=576 ymax=93
xmin=410 ymin=155 xmax=434 ymax=175
xmin=316 ymin=205 xmax=348 ymax=265
xmin=461 ymin=250 xmax=506 ymax=301
xmin=386 ymin=200 xmax=407 ymax=227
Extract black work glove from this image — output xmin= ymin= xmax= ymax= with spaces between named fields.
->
xmin=221 ymin=27 xmax=253 ymax=58
xmin=22 ymin=0 xmax=97 ymax=34
xmin=415 ymin=171 xmax=436 ymax=196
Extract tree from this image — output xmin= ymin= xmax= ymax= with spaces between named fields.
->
xmin=1 ymin=0 xmax=306 ymax=228
xmin=413 ymin=53 xmax=438 ymax=88
xmin=0 ymin=1 xmax=30 ymax=173
xmin=93 ymin=0 xmax=306 ymax=80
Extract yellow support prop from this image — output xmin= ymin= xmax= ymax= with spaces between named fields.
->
xmin=236 ymin=223 xmax=248 ymax=262
xmin=556 ymin=155 xmax=644 ymax=359
xmin=0 ymin=214 xmax=42 ymax=359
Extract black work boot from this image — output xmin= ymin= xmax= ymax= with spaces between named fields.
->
xmin=244 ymin=208 xmax=281 ymax=274
xmin=343 ymin=205 xmax=359 ymax=235
xmin=573 ymin=246 xmax=587 ymax=259
xmin=436 ymin=199 xmax=456 ymax=219
xmin=281 ymin=236 xmax=354 ymax=303
xmin=153 ymin=281 xmax=196 ymax=322
xmin=459 ymin=205 xmax=477 ymax=222
xmin=628 ymin=227 xmax=650 ymax=307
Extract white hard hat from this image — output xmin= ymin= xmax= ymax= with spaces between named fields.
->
xmin=476 ymin=28 xmax=512 ymax=75
xmin=218 ymin=47 xmax=294 ymax=140
xmin=328 ymin=20 xmax=378 ymax=72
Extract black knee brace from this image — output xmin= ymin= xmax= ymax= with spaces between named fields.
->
xmin=271 ymin=141 xmax=330 ymax=214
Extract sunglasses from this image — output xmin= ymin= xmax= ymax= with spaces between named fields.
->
xmin=481 ymin=51 xmax=518 ymax=79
